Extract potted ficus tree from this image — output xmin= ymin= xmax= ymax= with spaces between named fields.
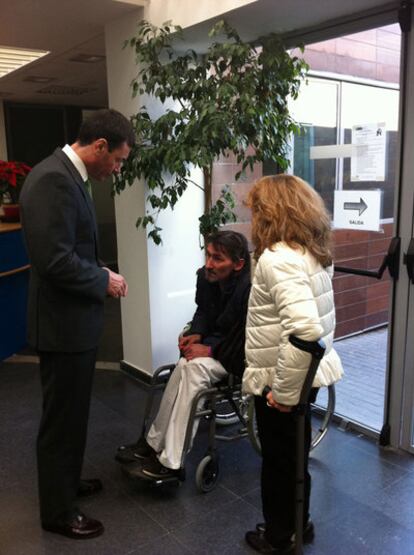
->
xmin=0 ymin=160 xmax=31 ymax=222
xmin=114 ymin=19 xmax=308 ymax=244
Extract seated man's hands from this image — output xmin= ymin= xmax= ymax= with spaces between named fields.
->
xmin=178 ymin=333 xmax=202 ymax=351
xmin=182 ymin=343 xmax=210 ymax=361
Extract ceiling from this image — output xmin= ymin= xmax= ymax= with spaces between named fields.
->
xmin=0 ymin=0 xmax=146 ymax=107
xmin=0 ymin=0 xmax=402 ymax=107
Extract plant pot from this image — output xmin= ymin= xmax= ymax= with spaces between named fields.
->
xmin=1 ymin=203 xmax=20 ymax=222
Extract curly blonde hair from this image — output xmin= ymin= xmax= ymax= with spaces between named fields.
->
xmin=246 ymin=174 xmax=332 ymax=266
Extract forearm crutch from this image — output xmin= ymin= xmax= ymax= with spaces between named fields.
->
xmin=288 ymin=336 xmax=326 ymax=555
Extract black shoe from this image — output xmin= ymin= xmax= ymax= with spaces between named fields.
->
xmin=255 ymin=520 xmax=314 ymax=544
xmin=245 ymin=531 xmax=294 ymax=554
xmin=77 ymin=478 xmax=103 ymax=498
xmin=124 ymin=455 xmax=181 ymax=482
xmin=42 ymin=510 xmax=104 ymax=540
xmin=115 ymin=437 xmax=155 ymax=463
xmin=141 ymin=457 xmax=181 ymax=480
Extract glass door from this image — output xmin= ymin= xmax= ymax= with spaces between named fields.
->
xmin=287 ymin=25 xmax=402 ymax=436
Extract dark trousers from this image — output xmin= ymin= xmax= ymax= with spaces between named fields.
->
xmin=37 ymin=349 xmax=97 ymax=524
xmin=254 ymin=392 xmax=315 ymax=548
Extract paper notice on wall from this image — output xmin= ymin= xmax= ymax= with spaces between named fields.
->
xmin=351 ymin=123 xmax=386 ymax=182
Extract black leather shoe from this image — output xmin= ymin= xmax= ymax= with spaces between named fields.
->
xmin=245 ymin=531 xmax=293 ymax=554
xmin=77 ymin=478 xmax=103 ymax=498
xmin=42 ymin=510 xmax=104 ymax=540
xmin=256 ymin=520 xmax=314 ymax=544
xmin=115 ymin=437 xmax=155 ymax=463
xmin=123 ymin=455 xmax=182 ymax=482
xmin=139 ymin=455 xmax=182 ymax=481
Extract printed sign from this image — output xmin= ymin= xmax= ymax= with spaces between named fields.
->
xmin=351 ymin=123 xmax=386 ymax=182
xmin=334 ymin=190 xmax=382 ymax=231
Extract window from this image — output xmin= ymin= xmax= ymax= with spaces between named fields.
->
xmin=288 ymin=77 xmax=399 ymax=221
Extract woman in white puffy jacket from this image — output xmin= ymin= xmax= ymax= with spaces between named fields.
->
xmin=243 ymin=174 xmax=343 ymax=555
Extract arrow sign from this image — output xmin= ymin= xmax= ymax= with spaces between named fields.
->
xmin=344 ymin=197 xmax=368 ymax=216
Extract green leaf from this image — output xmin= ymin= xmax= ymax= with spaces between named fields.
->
xmin=120 ymin=18 xmax=308 ymax=245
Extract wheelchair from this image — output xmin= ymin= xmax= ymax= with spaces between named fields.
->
xmin=246 ymin=383 xmax=336 ymax=455
xmin=121 ymin=360 xmax=335 ymax=493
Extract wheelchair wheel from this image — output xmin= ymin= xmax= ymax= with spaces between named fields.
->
xmin=195 ymin=454 xmax=220 ymax=493
xmin=215 ymin=398 xmax=239 ymax=426
xmin=310 ymin=384 xmax=336 ymax=449
xmin=247 ymin=384 xmax=336 ymax=454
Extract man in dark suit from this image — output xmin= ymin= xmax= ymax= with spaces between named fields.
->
xmin=20 ymin=109 xmax=135 ymax=539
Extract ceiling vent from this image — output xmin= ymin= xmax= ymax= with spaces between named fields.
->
xmin=69 ymin=54 xmax=105 ymax=63
xmin=36 ymin=84 xmax=97 ymax=96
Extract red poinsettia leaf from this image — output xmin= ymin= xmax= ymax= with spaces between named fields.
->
xmin=0 ymin=159 xmax=30 ymax=190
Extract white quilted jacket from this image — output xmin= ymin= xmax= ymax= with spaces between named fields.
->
xmin=243 ymin=243 xmax=343 ymax=405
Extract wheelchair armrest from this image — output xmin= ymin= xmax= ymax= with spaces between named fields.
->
xmin=151 ymin=364 xmax=176 ymax=386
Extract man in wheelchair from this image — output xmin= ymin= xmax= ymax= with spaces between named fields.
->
xmin=117 ymin=230 xmax=251 ymax=482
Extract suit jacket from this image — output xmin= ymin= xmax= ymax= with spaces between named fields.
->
xmin=20 ymin=148 xmax=109 ymax=352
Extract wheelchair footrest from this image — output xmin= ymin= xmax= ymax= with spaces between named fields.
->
xmin=122 ymin=462 xmax=185 ymax=484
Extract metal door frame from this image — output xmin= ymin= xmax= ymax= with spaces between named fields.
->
xmin=392 ymin=2 xmax=414 ymax=452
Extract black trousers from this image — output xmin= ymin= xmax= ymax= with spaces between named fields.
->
xmin=254 ymin=392 xmax=315 ymax=548
xmin=37 ymin=348 xmax=97 ymax=524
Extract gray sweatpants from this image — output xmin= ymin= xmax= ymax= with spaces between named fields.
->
xmin=146 ymin=357 xmax=227 ymax=469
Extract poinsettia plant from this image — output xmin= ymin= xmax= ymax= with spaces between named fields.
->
xmin=0 ymin=160 xmax=31 ymax=204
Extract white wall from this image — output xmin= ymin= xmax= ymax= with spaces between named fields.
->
xmin=105 ymin=10 xmax=153 ymax=373
xmin=145 ymin=0 xmax=257 ymax=29
xmin=147 ymin=166 xmax=204 ymax=369
xmin=105 ymin=9 xmax=204 ymax=375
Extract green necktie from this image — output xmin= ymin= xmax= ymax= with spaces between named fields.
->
xmin=84 ymin=178 xmax=93 ymax=199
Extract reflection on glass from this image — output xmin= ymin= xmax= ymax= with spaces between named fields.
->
xmin=289 ymin=78 xmax=338 ymax=214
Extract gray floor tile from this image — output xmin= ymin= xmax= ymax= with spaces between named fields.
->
xmin=1 ymin=359 xmax=414 ymax=555
xmin=129 ymin=533 xmax=193 ymax=554
xmin=173 ymin=498 xmax=261 ymax=555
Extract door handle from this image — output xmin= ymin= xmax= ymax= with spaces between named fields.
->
xmin=335 ymin=236 xmax=400 ymax=280
xmin=404 ymin=237 xmax=414 ymax=284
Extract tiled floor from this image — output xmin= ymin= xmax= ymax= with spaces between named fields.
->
xmin=1 ymin=360 xmax=414 ymax=555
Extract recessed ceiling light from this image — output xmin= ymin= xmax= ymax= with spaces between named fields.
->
xmin=0 ymin=46 xmax=49 ymax=79
xmin=111 ymin=0 xmax=148 ymax=5
xmin=23 ymin=76 xmax=55 ymax=83
xmin=37 ymin=84 xmax=97 ymax=96
xmin=69 ymin=54 xmax=105 ymax=63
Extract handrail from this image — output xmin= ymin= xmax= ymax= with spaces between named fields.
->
xmin=0 ymin=264 xmax=30 ymax=279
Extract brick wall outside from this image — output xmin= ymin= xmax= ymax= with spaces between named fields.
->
xmin=332 ymin=224 xmax=392 ymax=338
xmin=292 ymin=24 xmax=401 ymax=85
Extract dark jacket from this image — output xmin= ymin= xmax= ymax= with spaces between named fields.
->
xmin=20 ymin=148 xmax=109 ymax=352
xmin=187 ymin=267 xmax=251 ymax=376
